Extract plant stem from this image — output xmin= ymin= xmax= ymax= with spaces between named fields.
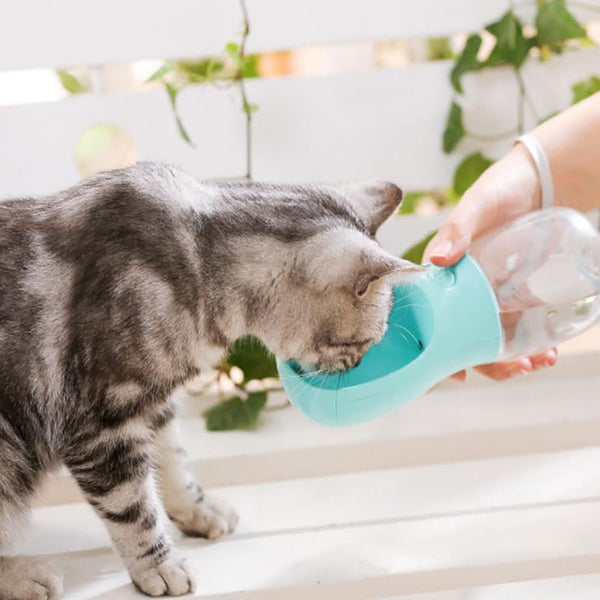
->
xmin=515 ymin=69 xmax=526 ymax=134
xmin=518 ymin=70 xmax=541 ymax=123
xmin=238 ymin=0 xmax=253 ymax=180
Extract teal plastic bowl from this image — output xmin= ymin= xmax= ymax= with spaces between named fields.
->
xmin=277 ymin=255 xmax=503 ymax=427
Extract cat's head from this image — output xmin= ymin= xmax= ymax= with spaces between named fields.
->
xmin=219 ymin=181 xmax=421 ymax=373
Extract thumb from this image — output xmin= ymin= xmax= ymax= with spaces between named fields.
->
xmin=423 ymin=220 xmax=472 ymax=266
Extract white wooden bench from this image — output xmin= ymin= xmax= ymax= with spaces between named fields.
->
xmin=2 ymin=1 xmax=600 ymax=598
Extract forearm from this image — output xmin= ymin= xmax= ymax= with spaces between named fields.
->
xmin=533 ymin=92 xmax=600 ymax=212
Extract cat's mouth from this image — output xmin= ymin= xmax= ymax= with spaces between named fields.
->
xmin=295 ymin=357 xmax=363 ymax=377
xmin=304 ymin=343 xmax=372 ymax=374
xmin=318 ymin=355 xmax=364 ymax=373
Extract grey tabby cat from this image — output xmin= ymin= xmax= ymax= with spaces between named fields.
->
xmin=0 ymin=163 xmax=415 ymax=599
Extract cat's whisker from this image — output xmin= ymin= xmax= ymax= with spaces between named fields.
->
xmin=278 ymin=365 xmax=331 ymax=383
xmin=394 ymin=287 xmax=422 ymax=302
xmin=392 ymin=323 xmax=422 ymax=347
xmin=393 ymin=327 xmax=410 ymax=346
xmin=391 ymin=290 xmax=422 ymax=304
xmin=394 ymin=302 xmax=427 ymax=311
xmin=334 ymin=371 xmax=343 ymax=412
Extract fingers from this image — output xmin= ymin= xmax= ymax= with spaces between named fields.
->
xmin=450 ymin=370 xmax=467 ymax=382
xmin=474 ymin=349 xmax=557 ymax=381
xmin=530 ymin=349 xmax=558 ymax=369
xmin=449 ymin=349 xmax=557 ymax=383
xmin=475 ymin=358 xmax=533 ymax=381
xmin=424 ymin=221 xmax=472 ymax=266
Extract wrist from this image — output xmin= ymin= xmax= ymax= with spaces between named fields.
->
xmin=511 ymin=143 xmax=542 ymax=211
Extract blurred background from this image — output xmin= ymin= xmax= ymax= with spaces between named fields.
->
xmin=6 ymin=0 xmax=600 ymax=420
xmin=5 ymin=2 xmax=600 ymax=598
xmin=3 ymin=1 xmax=600 ymax=241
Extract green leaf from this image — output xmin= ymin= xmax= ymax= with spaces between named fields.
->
xmin=399 ymin=189 xmax=459 ymax=215
xmin=241 ymin=54 xmax=260 ymax=79
xmin=572 ymin=75 xmax=600 ymax=104
xmin=225 ymin=42 xmax=240 ymax=56
xmin=146 ymin=62 xmax=173 ymax=83
xmin=242 ymin=102 xmax=259 ymax=115
xmin=57 ymin=70 xmax=86 ymax=95
xmin=175 ymin=58 xmax=226 ymax=83
xmin=226 ymin=41 xmax=244 ymax=71
xmin=443 ymin=101 xmax=465 ymax=154
xmin=225 ymin=40 xmax=259 ymax=79
xmin=536 ymin=0 xmax=586 ymax=53
xmin=450 ymin=34 xmax=482 ymax=93
xmin=453 ymin=152 xmax=493 ymax=197
xmin=401 ymin=232 xmax=437 ymax=265
xmin=484 ymin=10 xmax=535 ymax=69
xmin=227 ymin=336 xmax=278 ymax=383
xmin=203 ymin=391 xmax=267 ymax=431
xmin=579 ymin=36 xmax=597 ymax=48
xmin=427 ymin=37 xmax=453 ymax=61
xmin=165 ymin=83 xmax=194 ymax=145
xmin=398 ymin=191 xmax=425 ymax=215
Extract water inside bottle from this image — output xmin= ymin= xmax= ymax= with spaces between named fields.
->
xmin=496 ymin=252 xmax=600 ymax=359
xmin=468 ymin=208 xmax=600 ymax=360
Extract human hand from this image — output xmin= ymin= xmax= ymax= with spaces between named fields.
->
xmin=423 ymin=143 xmax=557 ymax=381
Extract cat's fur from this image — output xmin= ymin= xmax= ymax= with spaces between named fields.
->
xmin=0 ymin=163 xmax=413 ymax=598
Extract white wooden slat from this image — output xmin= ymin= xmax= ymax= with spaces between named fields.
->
xmin=4 ymin=1 xmax=600 ymax=71
xmin=0 ymin=1 xmax=240 ymax=72
xmin=245 ymin=0 xmax=511 ymax=54
xmin=18 ymin=499 xmax=600 ymax=598
xmin=386 ymin=574 xmax=600 ymax=599
xmin=6 ymin=63 xmax=458 ymax=197
xmin=3 ymin=48 xmax=600 ymax=199
xmin=378 ymin=211 xmax=449 ymax=256
xmin=36 ymin=352 xmax=600 ymax=506
xmin=0 ymin=86 xmax=245 ymax=198
xmin=0 ymin=0 xmax=515 ymax=72
xmin=20 ymin=446 xmax=600 ymax=557
xmin=248 ymin=48 xmax=600 ymax=185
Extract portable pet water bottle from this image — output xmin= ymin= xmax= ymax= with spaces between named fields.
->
xmin=277 ymin=136 xmax=600 ymax=426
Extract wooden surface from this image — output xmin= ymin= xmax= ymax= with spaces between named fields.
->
xmin=19 ymin=352 xmax=600 ymax=598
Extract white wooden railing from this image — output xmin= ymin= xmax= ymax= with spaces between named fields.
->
xmin=3 ymin=2 xmax=600 ymax=599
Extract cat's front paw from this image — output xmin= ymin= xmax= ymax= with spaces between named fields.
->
xmin=132 ymin=557 xmax=193 ymax=597
xmin=169 ymin=493 xmax=238 ymax=540
xmin=0 ymin=556 xmax=63 ymax=600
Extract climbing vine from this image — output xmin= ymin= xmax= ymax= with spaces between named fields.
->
xmin=148 ymin=0 xmax=257 ymax=179
xmin=401 ymin=0 xmax=600 ymax=262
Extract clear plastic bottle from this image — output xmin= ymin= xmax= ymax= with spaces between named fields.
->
xmin=469 ymin=208 xmax=600 ymax=359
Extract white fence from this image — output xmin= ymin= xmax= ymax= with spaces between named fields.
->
xmin=2 ymin=2 xmax=600 ymax=204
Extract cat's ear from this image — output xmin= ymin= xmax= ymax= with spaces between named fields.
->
xmin=338 ymin=181 xmax=403 ymax=236
xmin=353 ymin=249 xmax=421 ymax=298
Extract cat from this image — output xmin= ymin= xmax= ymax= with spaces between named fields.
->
xmin=0 ymin=162 xmax=417 ymax=598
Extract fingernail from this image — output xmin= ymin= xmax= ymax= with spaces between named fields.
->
xmin=519 ymin=358 xmax=532 ymax=372
xmin=545 ymin=350 xmax=557 ymax=366
xmin=429 ymin=240 xmax=453 ymax=259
